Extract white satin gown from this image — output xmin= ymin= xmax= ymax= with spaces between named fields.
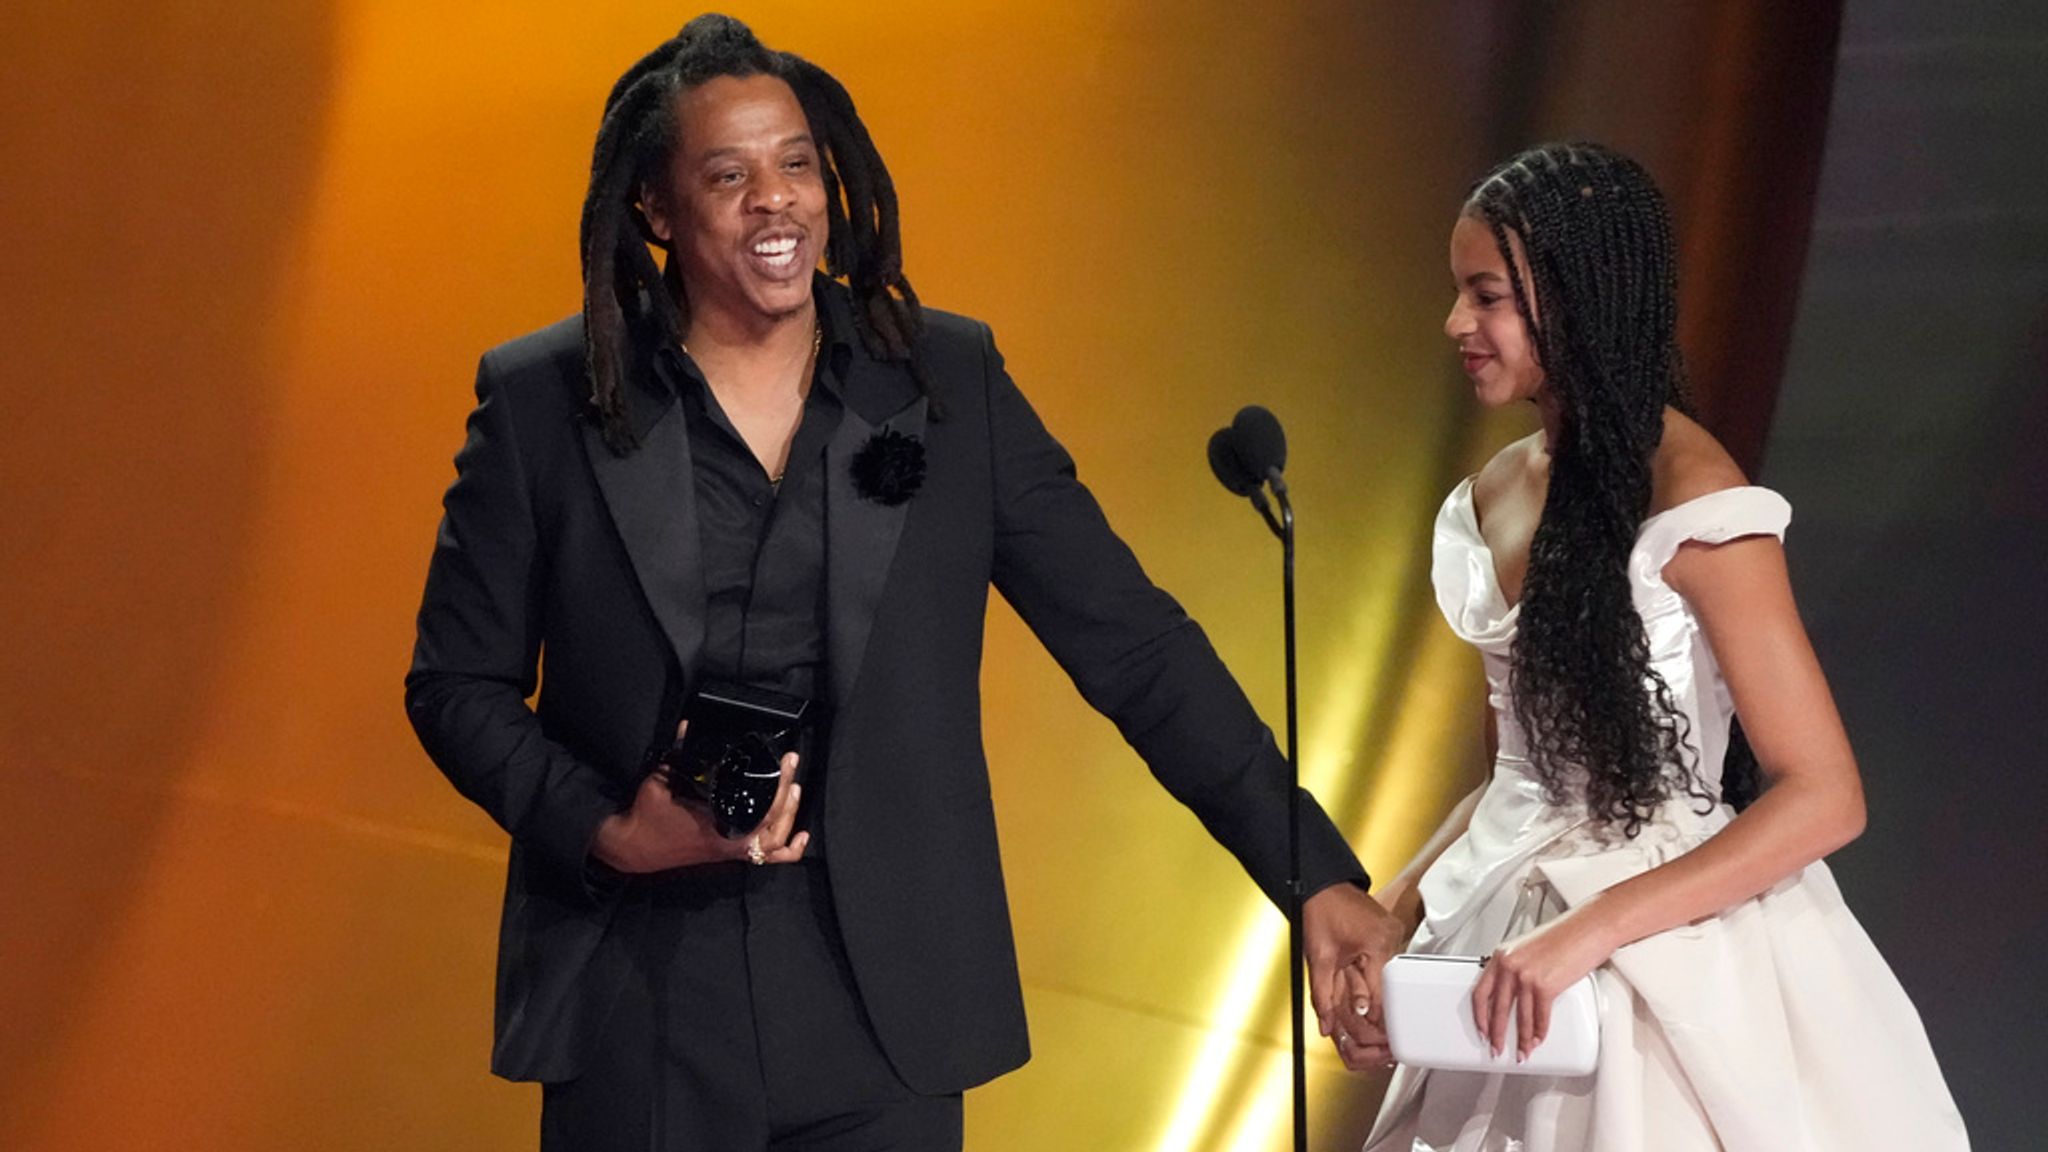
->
xmin=1364 ymin=479 xmax=1969 ymax=1152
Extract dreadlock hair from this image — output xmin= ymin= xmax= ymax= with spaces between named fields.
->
xmin=579 ymin=13 xmax=927 ymax=454
xmin=1465 ymin=142 xmax=1761 ymax=834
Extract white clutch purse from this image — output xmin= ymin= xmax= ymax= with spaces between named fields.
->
xmin=1381 ymin=953 xmax=1601 ymax=1076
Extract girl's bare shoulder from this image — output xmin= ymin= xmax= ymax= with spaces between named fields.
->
xmin=1651 ymin=410 xmax=1750 ymax=514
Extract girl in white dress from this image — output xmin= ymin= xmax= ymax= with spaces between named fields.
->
xmin=1341 ymin=143 xmax=1968 ymax=1151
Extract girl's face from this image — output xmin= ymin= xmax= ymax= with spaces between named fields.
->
xmin=1445 ymin=214 xmax=1546 ymax=409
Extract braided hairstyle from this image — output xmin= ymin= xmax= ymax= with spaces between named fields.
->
xmin=580 ymin=13 xmax=926 ymax=454
xmin=1465 ymin=142 xmax=1758 ymax=833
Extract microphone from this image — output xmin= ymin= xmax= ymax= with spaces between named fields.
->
xmin=1207 ymin=428 xmax=1262 ymax=495
xmin=1230 ymin=404 xmax=1288 ymax=495
xmin=1208 ymin=407 xmax=1287 ymax=538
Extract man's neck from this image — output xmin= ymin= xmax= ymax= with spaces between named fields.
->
xmin=683 ymin=298 xmax=820 ymax=403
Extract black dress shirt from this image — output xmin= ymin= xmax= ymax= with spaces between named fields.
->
xmin=655 ymin=323 xmax=849 ymax=850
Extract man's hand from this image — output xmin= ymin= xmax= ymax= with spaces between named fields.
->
xmin=1303 ymin=881 xmax=1408 ymax=1065
xmin=591 ymin=722 xmax=809 ymax=873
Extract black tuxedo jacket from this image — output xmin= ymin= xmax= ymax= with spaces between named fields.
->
xmin=406 ymin=281 xmax=1368 ymax=1093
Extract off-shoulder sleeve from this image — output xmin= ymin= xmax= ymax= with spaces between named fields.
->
xmin=1630 ymin=486 xmax=1793 ymax=593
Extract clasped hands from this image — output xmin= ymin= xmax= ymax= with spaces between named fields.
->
xmin=591 ymin=720 xmax=810 ymax=873
xmin=1313 ymin=891 xmax=1617 ymax=1072
xmin=1305 ymin=883 xmax=1406 ymax=1071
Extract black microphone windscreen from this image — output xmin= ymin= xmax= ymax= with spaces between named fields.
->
xmin=1207 ymin=428 xmax=1261 ymax=496
xmin=1231 ymin=405 xmax=1287 ymax=476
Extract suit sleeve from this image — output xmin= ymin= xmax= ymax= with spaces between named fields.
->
xmin=979 ymin=323 xmax=1369 ymax=906
xmin=404 ymin=353 xmax=624 ymax=896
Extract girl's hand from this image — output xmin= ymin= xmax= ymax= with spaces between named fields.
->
xmin=1331 ymin=961 xmax=1394 ymax=1072
xmin=1472 ymin=905 xmax=1615 ymax=1061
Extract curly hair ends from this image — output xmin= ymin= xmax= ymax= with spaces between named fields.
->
xmin=579 ymin=13 xmax=928 ymax=455
xmin=1464 ymin=142 xmax=1744 ymax=835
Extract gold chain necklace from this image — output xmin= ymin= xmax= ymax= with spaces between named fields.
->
xmin=678 ymin=320 xmax=822 ymax=366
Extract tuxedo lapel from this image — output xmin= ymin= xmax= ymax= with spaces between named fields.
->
xmin=823 ymin=377 xmax=927 ymax=719
xmin=584 ymin=382 xmax=706 ymax=682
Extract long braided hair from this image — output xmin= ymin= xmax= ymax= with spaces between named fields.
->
xmin=1466 ymin=142 xmax=1758 ymax=833
xmin=580 ymin=13 xmax=926 ymax=454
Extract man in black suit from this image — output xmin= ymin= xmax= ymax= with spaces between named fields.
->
xmin=407 ymin=15 xmax=1401 ymax=1150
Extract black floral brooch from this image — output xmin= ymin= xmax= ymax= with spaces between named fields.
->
xmin=850 ymin=428 xmax=926 ymax=506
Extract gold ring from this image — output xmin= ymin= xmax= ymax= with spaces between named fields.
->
xmin=746 ymin=837 xmax=766 ymax=866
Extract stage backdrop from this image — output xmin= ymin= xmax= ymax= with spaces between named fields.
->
xmin=0 ymin=3 xmax=1856 ymax=1149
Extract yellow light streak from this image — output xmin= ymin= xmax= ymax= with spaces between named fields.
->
xmin=1204 ymin=620 xmax=1478 ymax=1148
xmin=1151 ymin=578 xmax=1405 ymax=1151
xmin=1218 ymin=1050 xmax=1294 ymax=1152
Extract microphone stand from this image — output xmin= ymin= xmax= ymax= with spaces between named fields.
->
xmin=1247 ymin=470 xmax=1304 ymax=1152
xmin=1266 ymin=469 xmax=1305 ymax=1152
xmin=1213 ymin=413 xmax=1306 ymax=1152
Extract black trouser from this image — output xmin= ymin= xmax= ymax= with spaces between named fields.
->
xmin=540 ymin=860 xmax=962 ymax=1151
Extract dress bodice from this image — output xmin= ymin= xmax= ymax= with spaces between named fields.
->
xmin=1417 ymin=476 xmax=1793 ymax=940
xmin=1371 ymin=478 xmax=1968 ymax=1152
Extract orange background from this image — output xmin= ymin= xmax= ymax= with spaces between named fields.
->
xmin=0 ymin=4 xmax=1831 ymax=1149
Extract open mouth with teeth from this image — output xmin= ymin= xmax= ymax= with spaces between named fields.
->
xmin=751 ymin=234 xmax=803 ymax=272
